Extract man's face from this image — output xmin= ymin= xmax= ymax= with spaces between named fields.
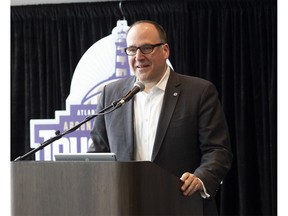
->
xmin=126 ymin=23 xmax=170 ymax=87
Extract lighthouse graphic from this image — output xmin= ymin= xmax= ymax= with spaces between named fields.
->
xmin=82 ymin=24 xmax=131 ymax=105
xmin=30 ymin=20 xmax=132 ymax=161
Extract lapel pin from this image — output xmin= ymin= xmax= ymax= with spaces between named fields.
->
xmin=173 ymin=92 xmax=178 ymax=97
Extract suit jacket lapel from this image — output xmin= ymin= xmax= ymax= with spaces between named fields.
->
xmin=151 ymin=70 xmax=182 ymax=161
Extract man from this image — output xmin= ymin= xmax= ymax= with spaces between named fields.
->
xmin=88 ymin=20 xmax=233 ymax=215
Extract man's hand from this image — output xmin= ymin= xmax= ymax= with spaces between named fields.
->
xmin=180 ymin=172 xmax=204 ymax=196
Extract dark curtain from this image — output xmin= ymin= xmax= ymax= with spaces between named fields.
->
xmin=11 ymin=0 xmax=277 ymax=215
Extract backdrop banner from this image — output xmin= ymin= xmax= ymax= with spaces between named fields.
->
xmin=30 ymin=20 xmax=131 ymax=161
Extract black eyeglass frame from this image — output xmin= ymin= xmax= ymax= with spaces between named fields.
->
xmin=124 ymin=43 xmax=165 ymax=56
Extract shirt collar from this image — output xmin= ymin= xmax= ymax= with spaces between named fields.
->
xmin=154 ymin=66 xmax=170 ymax=92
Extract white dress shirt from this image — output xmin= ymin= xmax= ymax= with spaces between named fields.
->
xmin=134 ymin=67 xmax=170 ymax=161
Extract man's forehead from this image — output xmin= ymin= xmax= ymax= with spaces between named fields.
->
xmin=127 ymin=24 xmax=158 ymax=39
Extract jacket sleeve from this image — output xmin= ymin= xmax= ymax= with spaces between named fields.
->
xmin=87 ymin=85 xmax=110 ymax=153
xmin=193 ymin=82 xmax=233 ymax=197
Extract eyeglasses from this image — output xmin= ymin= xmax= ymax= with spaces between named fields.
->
xmin=124 ymin=43 xmax=165 ymax=56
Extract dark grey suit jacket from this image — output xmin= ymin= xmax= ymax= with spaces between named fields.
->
xmin=89 ymin=69 xmax=233 ymax=215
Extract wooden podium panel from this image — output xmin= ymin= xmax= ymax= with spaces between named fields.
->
xmin=11 ymin=161 xmax=203 ymax=216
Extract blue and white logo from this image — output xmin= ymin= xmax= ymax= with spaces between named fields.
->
xmin=30 ymin=20 xmax=132 ymax=161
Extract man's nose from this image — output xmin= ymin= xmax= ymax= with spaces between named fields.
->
xmin=135 ymin=49 xmax=145 ymax=60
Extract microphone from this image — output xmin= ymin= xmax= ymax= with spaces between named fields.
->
xmin=115 ymin=81 xmax=145 ymax=108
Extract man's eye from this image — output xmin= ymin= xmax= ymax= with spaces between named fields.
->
xmin=128 ymin=47 xmax=137 ymax=52
xmin=141 ymin=46 xmax=152 ymax=51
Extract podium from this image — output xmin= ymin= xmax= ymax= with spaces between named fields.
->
xmin=11 ymin=161 xmax=203 ymax=216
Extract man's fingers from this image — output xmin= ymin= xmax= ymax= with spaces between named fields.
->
xmin=180 ymin=174 xmax=203 ymax=196
xmin=186 ymin=180 xmax=201 ymax=196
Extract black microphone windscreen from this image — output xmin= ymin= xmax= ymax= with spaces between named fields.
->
xmin=134 ymin=81 xmax=145 ymax=92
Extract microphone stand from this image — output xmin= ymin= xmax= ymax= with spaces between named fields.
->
xmin=14 ymin=100 xmax=120 ymax=161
